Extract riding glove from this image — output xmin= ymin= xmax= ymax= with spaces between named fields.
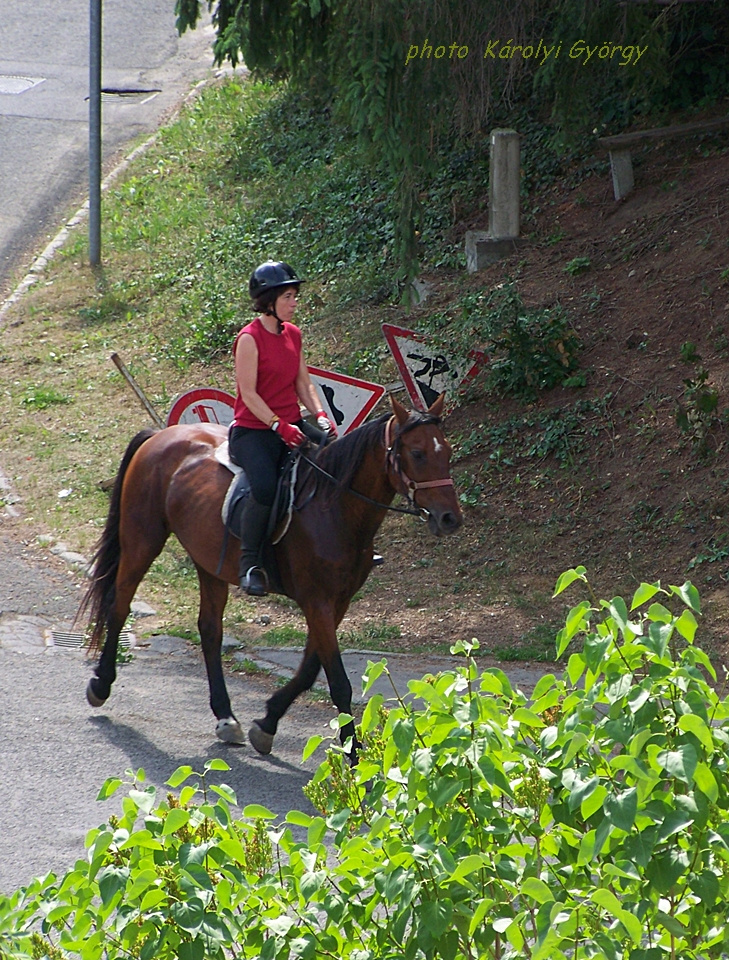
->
xmin=273 ymin=419 xmax=306 ymax=448
xmin=316 ymin=410 xmax=338 ymax=437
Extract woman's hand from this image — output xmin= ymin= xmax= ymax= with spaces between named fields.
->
xmin=316 ymin=410 xmax=338 ymax=437
xmin=274 ymin=420 xmax=306 ymax=448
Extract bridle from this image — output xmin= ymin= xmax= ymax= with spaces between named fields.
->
xmin=384 ymin=415 xmax=455 ymax=517
xmin=299 ymin=413 xmax=454 ymax=519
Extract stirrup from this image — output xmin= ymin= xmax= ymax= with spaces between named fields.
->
xmin=242 ymin=566 xmax=268 ymax=597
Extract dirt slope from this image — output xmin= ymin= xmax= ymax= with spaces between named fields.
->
xmin=2 ymin=119 xmax=728 ymax=674
xmin=260 ymin=127 xmax=729 ymax=668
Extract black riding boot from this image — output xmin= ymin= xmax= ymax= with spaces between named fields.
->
xmin=239 ymin=497 xmax=271 ymax=597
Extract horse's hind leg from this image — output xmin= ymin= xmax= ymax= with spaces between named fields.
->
xmin=87 ymin=527 xmax=168 ymax=707
xmin=195 ymin=567 xmax=244 ymax=744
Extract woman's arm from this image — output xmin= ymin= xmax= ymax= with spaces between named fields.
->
xmin=294 ymin=351 xmax=324 ymax=418
xmin=295 ymin=352 xmax=338 ymax=436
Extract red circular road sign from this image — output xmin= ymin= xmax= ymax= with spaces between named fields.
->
xmin=167 ymin=388 xmax=235 ymax=427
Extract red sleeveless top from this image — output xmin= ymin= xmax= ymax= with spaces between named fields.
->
xmin=231 ymin=318 xmax=302 ymax=429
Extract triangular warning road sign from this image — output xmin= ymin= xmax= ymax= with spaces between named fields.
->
xmin=381 ymin=323 xmax=485 ymax=410
xmin=308 ymin=366 xmax=386 ymax=435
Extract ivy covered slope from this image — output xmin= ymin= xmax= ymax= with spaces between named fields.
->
xmin=3 ymin=571 xmax=729 ymax=959
xmin=175 ymin=0 xmax=729 ymax=279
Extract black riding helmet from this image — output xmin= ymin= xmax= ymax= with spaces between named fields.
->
xmin=249 ymin=261 xmax=304 ymax=300
xmin=249 ymin=261 xmax=304 ymax=330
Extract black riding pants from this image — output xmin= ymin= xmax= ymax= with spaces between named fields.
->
xmin=228 ymin=425 xmax=291 ymax=507
xmin=228 ymin=420 xmax=326 ymax=505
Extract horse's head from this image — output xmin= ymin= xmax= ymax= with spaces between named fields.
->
xmin=386 ymin=393 xmax=463 ymax=537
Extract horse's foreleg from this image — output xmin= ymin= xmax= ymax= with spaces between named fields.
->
xmin=249 ymin=649 xmax=322 ymax=755
xmin=249 ymin=603 xmax=357 ymax=759
xmin=322 ymin=649 xmax=358 ymax=757
xmin=196 ymin=567 xmax=243 ymax=744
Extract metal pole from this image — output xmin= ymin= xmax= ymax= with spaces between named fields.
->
xmin=89 ymin=0 xmax=102 ymax=266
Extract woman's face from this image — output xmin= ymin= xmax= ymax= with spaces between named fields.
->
xmin=274 ymin=287 xmax=298 ymax=323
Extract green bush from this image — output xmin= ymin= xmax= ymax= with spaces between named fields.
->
xmin=3 ymin=568 xmax=729 ymax=959
xmin=424 ymin=282 xmax=581 ymax=401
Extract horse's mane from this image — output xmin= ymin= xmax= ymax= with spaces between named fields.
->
xmin=297 ymin=408 xmax=443 ymax=507
xmin=307 ymin=413 xmax=389 ymax=496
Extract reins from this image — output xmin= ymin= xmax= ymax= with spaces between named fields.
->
xmin=298 ymin=413 xmax=454 ymax=519
xmin=299 ymin=451 xmax=425 ymax=516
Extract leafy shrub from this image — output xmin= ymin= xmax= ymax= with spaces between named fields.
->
xmin=676 ymin=341 xmax=722 ymax=457
xmin=424 ymin=282 xmax=581 ymax=401
xmin=564 ymin=256 xmax=591 ymax=276
xmin=3 ymin=569 xmax=729 ymax=959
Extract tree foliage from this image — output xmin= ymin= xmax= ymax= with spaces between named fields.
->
xmin=174 ymin=0 xmax=729 ymax=281
xmin=4 ymin=569 xmax=729 ymax=958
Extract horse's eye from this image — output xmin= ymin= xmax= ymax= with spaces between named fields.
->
xmin=410 ymin=449 xmax=426 ymax=463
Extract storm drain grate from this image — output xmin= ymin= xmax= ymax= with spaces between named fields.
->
xmin=100 ymin=87 xmax=161 ymax=104
xmin=0 ymin=75 xmax=46 ymax=95
xmin=51 ymin=628 xmax=134 ymax=649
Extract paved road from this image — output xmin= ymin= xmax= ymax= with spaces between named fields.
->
xmin=0 ymin=533 xmax=333 ymax=895
xmin=0 ymin=529 xmax=549 ymax=895
xmin=0 ymin=0 xmax=217 ymax=299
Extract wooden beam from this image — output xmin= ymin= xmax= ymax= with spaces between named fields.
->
xmin=598 ymin=116 xmax=729 ymax=150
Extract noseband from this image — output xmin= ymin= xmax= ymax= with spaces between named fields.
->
xmin=384 ymin=414 xmax=455 ymax=516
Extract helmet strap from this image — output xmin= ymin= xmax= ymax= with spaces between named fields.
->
xmin=266 ymin=303 xmax=284 ymax=334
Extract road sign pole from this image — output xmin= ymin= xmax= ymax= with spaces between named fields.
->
xmin=89 ymin=0 xmax=102 ymax=266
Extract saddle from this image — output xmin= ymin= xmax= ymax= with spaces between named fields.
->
xmin=214 ymin=440 xmax=299 ymax=543
xmin=215 ymin=423 xmax=327 ymax=593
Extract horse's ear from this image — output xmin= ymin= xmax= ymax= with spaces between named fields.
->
xmin=390 ymin=394 xmax=410 ymax=425
xmin=428 ymin=393 xmax=445 ymax=419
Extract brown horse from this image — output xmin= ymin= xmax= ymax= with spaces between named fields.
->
xmin=80 ymin=394 xmax=462 ymax=756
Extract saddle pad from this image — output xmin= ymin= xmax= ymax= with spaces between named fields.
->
xmin=216 ymin=440 xmax=298 ymax=543
xmin=214 ymin=441 xmax=243 ymax=475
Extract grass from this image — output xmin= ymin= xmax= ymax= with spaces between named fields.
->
xmin=339 ymin=622 xmax=402 ymax=651
xmin=0 ymin=71 xmax=604 ymax=661
xmin=259 ymin=625 xmax=308 ymax=647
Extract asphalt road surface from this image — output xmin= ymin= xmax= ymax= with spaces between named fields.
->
xmin=0 ymin=0 xmax=331 ymax=898
xmin=0 ymin=534 xmax=331 ymax=895
xmin=0 ymin=0 xmax=219 ymax=298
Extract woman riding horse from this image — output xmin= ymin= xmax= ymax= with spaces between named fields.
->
xmin=229 ymin=260 xmax=337 ymax=597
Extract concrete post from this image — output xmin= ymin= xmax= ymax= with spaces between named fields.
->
xmin=465 ymin=128 xmax=523 ymax=272
xmin=489 ymin=128 xmax=520 ymax=239
xmin=608 ymin=148 xmax=634 ymax=201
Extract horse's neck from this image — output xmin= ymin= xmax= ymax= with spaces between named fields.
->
xmin=343 ymin=448 xmax=396 ymax=539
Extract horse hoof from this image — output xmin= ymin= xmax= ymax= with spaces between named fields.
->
xmin=248 ymin=721 xmax=274 ymax=755
xmin=86 ymin=678 xmax=108 ymax=708
xmin=215 ymin=717 xmax=246 ymax=744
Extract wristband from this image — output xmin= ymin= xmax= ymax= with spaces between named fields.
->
xmin=269 ymin=415 xmax=280 ymax=431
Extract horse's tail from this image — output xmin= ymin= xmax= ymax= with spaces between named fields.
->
xmin=77 ymin=428 xmax=158 ymax=648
